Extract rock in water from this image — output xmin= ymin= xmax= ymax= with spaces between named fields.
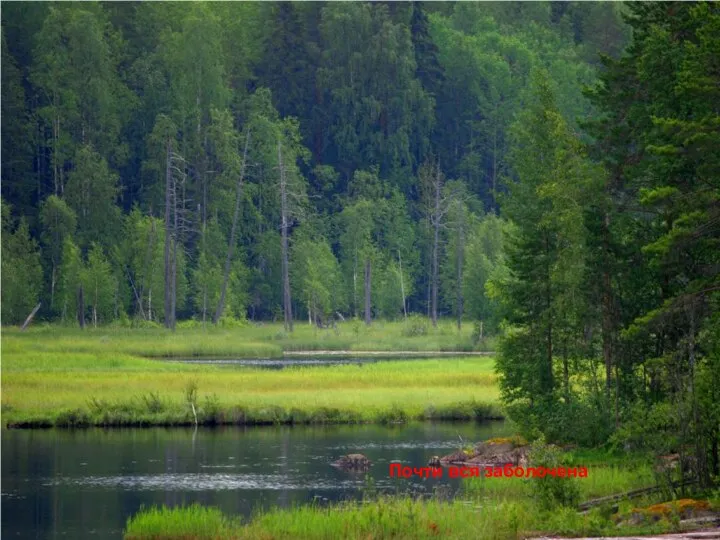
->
xmin=331 ymin=453 xmax=371 ymax=471
xmin=428 ymin=456 xmax=441 ymax=467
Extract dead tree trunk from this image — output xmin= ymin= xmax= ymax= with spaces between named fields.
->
xmin=164 ymin=138 xmax=173 ymax=330
xmin=278 ymin=141 xmax=293 ymax=332
xmin=398 ymin=251 xmax=407 ymax=320
xmin=456 ymin=213 xmax=464 ymax=331
xmin=170 ymin=154 xmax=178 ymax=332
xmin=214 ymin=131 xmax=250 ymax=324
xmin=77 ymin=285 xmax=85 ymax=329
xmin=364 ymin=258 xmax=372 ymax=326
xmin=431 ymin=166 xmax=442 ymax=328
xmin=20 ymin=302 xmax=42 ymax=331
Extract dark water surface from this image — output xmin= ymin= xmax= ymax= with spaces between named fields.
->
xmin=2 ymin=421 xmax=509 ymax=539
xmin=158 ymin=353 xmax=489 ymax=369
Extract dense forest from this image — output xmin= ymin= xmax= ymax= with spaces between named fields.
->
xmin=2 ymin=2 xmax=718 ymax=482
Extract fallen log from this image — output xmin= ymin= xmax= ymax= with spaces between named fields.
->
xmin=578 ymin=479 xmax=699 ymax=511
xmin=20 ymin=302 xmax=41 ymax=331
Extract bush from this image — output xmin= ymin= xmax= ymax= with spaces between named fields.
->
xmin=529 ymin=437 xmax=580 ymax=509
xmin=402 ymin=314 xmax=429 ymax=337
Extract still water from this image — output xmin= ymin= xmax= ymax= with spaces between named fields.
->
xmin=2 ymin=421 xmax=509 ymax=539
xmin=159 ymin=353 xmax=490 ymax=369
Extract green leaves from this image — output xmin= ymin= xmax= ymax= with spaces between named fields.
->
xmin=1 ymin=200 xmax=43 ymax=324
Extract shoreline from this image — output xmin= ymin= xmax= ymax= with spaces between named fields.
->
xmin=5 ymin=405 xmax=505 ymax=430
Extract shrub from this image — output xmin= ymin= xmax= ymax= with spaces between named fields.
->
xmin=402 ymin=314 xmax=429 ymax=337
xmin=529 ymin=437 xmax=580 ymax=509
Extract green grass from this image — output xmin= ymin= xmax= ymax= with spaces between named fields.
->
xmin=461 ymin=463 xmax=657 ymax=506
xmin=124 ymin=504 xmax=241 ymax=539
xmin=124 ymin=457 xmax=712 ymax=539
xmin=2 ymin=324 xmax=500 ymax=427
xmin=123 ymin=495 xmax=685 ymax=540
xmin=4 ymin=318 xmax=489 ymax=359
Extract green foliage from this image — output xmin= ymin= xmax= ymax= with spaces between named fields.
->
xmin=3 ymin=1 xmax=623 ymax=332
xmin=529 ymin=437 xmax=580 ymax=509
xmin=39 ymin=195 xmax=77 ymax=311
xmin=401 ymin=314 xmax=429 ymax=337
xmin=65 ymin=146 xmax=121 ymax=248
xmin=1 ymin=201 xmax=43 ymax=324
xmin=291 ymin=232 xmax=343 ymax=323
xmin=81 ymin=243 xmax=118 ymax=325
xmin=463 ymin=213 xmax=509 ymax=333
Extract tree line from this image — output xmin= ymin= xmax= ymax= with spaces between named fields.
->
xmin=495 ymin=2 xmax=719 ymax=486
xmin=1 ymin=1 xmax=627 ymax=329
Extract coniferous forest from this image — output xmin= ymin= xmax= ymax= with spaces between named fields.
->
xmin=2 ymin=0 xmax=719 ymax=487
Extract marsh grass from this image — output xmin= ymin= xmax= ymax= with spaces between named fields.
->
xmin=124 ymin=504 xmax=241 ymax=539
xmin=462 ymin=463 xmax=656 ymax=503
xmin=4 ymin=318 xmax=486 ymax=360
xmin=124 ymin=496 xmax=678 ymax=540
xmin=462 ymin=448 xmax=657 ymax=502
xmin=2 ymin=326 xmax=500 ymax=427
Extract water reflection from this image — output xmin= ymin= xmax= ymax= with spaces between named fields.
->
xmin=2 ymin=421 xmax=508 ymax=539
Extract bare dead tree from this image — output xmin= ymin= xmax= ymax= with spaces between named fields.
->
xmin=364 ymin=258 xmax=372 ymax=325
xmin=424 ymin=162 xmax=466 ymax=328
xmin=454 ymin=198 xmax=468 ymax=331
xmin=398 ymin=250 xmax=407 ymax=320
xmin=278 ymin=140 xmax=293 ymax=332
xmin=431 ymin=166 xmax=442 ymax=327
xmin=20 ymin=303 xmax=41 ymax=331
xmin=164 ymin=138 xmax=173 ymax=330
xmin=164 ymin=138 xmax=188 ymax=332
xmin=213 ymin=130 xmax=251 ymax=324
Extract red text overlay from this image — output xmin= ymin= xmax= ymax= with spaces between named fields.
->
xmin=389 ymin=464 xmax=588 ymax=479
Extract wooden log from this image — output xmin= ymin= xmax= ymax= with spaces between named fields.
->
xmin=578 ymin=479 xmax=698 ymax=511
xmin=20 ymin=302 xmax=41 ymax=331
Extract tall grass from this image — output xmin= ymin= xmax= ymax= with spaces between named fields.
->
xmin=124 ymin=504 xmax=240 ymax=539
xmin=124 ymin=496 xmax=678 ymax=540
xmin=2 ymin=326 xmax=501 ymax=427
xmin=3 ymin=318 xmax=489 ymax=358
xmin=462 ymin=462 xmax=656 ymax=502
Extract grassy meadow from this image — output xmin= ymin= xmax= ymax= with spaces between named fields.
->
xmin=1 ymin=321 xmax=500 ymax=427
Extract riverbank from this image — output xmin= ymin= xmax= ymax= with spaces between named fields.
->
xmin=2 ymin=324 xmax=500 ymax=428
xmin=122 ymin=447 xmax=720 ymax=540
xmin=124 ymin=496 xmax=719 ymax=540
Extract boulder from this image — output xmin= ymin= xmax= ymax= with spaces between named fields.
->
xmin=331 ymin=453 xmax=371 ymax=471
xmin=439 ymin=437 xmax=530 ymax=467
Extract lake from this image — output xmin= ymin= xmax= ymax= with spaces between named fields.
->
xmin=2 ymin=421 xmax=509 ymax=539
